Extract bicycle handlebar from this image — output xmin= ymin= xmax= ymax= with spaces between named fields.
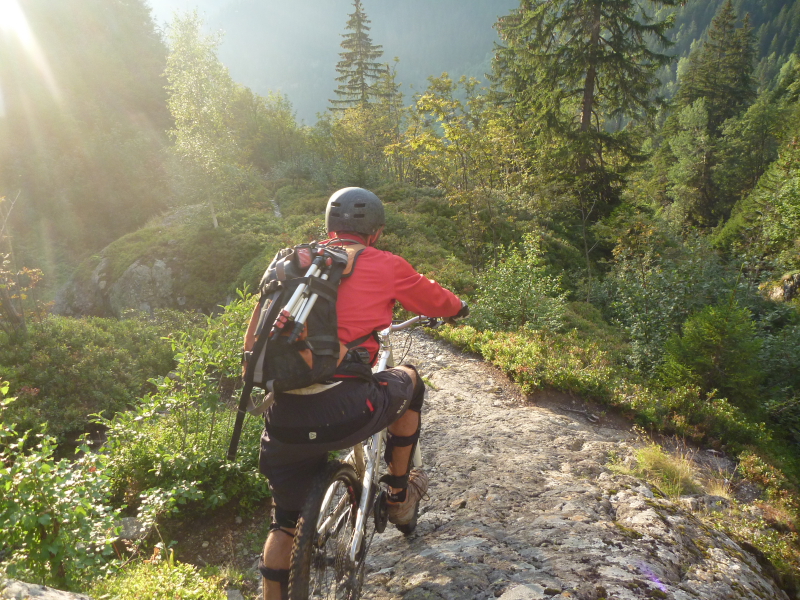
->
xmin=387 ymin=315 xmax=431 ymax=333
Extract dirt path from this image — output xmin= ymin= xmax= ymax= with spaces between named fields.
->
xmin=356 ymin=331 xmax=788 ymax=600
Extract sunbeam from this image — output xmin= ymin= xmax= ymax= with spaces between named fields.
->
xmin=0 ymin=0 xmax=61 ymax=104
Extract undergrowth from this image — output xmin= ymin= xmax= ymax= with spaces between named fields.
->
xmin=90 ymin=549 xmax=227 ymax=600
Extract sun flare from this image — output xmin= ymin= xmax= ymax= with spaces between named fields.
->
xmin=0 ymin=0 xmax=61 ymax=102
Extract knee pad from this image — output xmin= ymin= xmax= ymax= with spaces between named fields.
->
xmin=273 ymin=506 xmax=300 ymax=529
xmin=258 ymin=558 xmax=289 ymax=600
xmin=402 ymin=364 xmax=426 ymax=413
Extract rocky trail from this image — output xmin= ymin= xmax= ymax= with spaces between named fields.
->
xmin=354 ymin=332 xmax=789 ymax=600
xmin=2 ymin=332 xmax=790 ymax=600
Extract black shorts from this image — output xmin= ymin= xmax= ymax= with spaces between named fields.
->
xmin=259 ymin=366 xmax=419 ymax=512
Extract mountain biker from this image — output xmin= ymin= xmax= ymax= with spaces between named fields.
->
xmin=246 ymin=187 xmax=468 ymax=600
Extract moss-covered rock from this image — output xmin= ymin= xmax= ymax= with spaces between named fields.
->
xmin=54 ymin=205 xmax=283 ymax=316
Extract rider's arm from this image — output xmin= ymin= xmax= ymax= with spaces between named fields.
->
xmin=391 ymin=255 xmax=463 ymax=318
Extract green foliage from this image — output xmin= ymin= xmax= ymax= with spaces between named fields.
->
xmin=601 ymin=224 xmax=746 ymax=372
xmin=91 ymin=551 xmax=226 ymax=600
xmin=165 ymin=11 xmax=245 ymax=223
xmin=716 ymin=131 xmax=800 ymax=272
xmin=0 ymin=384 xmax=122 ymax=590
xmin=665 ymin=99 xmax=716 ymax=225
xmin=0 ymin=314 xmax=176 ymax=441
xmin=659 ymin=301 xmax=764 ymax=411
xmin=760 ymin=322 xmax=800 ymax=442
xmin=624 ymin=444 xmax=701 ymax=498
xmin=435 ymin=324 xmax=769 ymax=449
xmin=713 ymin=94 xmax=782 ymax=215
xmin=470 ymin=234 xmax=566 ymax=332
xmin=99 ymin=297 xmax=269 ymax=514
xmin=392 ymin=75 xmax=527 ymax=268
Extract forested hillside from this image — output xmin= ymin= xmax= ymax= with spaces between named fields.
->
xmin=1 ymin=0 xmax=800 ymax=598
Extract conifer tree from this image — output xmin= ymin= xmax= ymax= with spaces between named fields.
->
xmin=330 ymin=0 xmax=386 ymax=111
xmin=492 ymin=0 xmax=678 ymax=174
xmin=491 ymin=0 xmax=677 ymax=296
xmin=676 ymin=0 xmax=756 ymax=135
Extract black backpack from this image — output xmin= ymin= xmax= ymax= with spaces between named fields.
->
xmin=227 ymin=240 xmax=370 ymax=459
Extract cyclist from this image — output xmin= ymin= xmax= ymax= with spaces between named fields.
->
xmin=246 ymin=187 xmax=468 ymax=600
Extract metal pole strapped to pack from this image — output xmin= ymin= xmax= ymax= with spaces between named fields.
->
xmin=286 ymin=270 xmax=330 ymax=344
xmin=268 ymin=252 xmax=331 ymax=340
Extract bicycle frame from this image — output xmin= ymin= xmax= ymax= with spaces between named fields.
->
xmin=322 ymin=315 xmax=428 ymax=563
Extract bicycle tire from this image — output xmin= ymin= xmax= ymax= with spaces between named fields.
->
xmin=289 ymin=461 xmax=373 ymax=600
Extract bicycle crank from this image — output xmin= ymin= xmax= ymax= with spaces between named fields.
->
xmin=373 ymin=490 xmax=389 ymax=533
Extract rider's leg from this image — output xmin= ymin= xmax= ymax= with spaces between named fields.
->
xmin=384 ymin=365 xmax=425 ymax=499
xmin=387 ymin=407 xmax=419 ymax=496
xmin=260 ymin=508 xmax=298 ymax=600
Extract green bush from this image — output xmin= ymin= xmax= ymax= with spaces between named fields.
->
xmin=659 ymin=301 xmax=764 ymax=411
xmin=91 ymin=551 xmax=226 ymax=600
xmin=99 ymin=296 xmax=269 ymax=513
xmin=435 ymin=325 xmax=768 ymax=448
xmin=0 ymin=383 xmax=122 ymax=591
xmin=469 ymin=234 xmax=566 ymax=331
xmin=602 ymin=234 xmax=753 ymax=372
xmin=0 ymin=314 xmax=176 ymax=441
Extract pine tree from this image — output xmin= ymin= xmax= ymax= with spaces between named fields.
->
xmin=676 ymin=0 xmax=756 ymax=135
xmin=492 ymin=0 xmax=678 ymax=173
xmin=491 ymin=0 xmax=677 ymax=296
xmin=330 ymin=0 xmax=386 ymax=111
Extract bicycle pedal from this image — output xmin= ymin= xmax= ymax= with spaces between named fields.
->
xmin=373 ymin=490 xmax=389 ymax=533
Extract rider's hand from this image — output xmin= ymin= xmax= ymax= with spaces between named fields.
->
xmin=446 ymin=301 xmax=469 ymax=325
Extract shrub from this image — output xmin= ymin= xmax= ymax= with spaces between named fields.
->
xmin=0 ymin=383 xmax=122 ymax=591
xmin=0 ymin=313 xmax=176 ymax=441
xmin=602 ymin=232 xmax=748 ymax=372
xmin=99 ymin=296 xmax=269 ymax=513
xmin=91 ymin=551 xmax=226 ymax=600
xmin=659 ymin=301 xmax=764 ymax=412
xmin=470 ymin=234 xmax=567 ymax=332
xmin=618 ymin=443 xmax=701 ymax=498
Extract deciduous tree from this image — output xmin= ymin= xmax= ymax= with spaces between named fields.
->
xmin=165 ymin=11 xmax=242 ymax=227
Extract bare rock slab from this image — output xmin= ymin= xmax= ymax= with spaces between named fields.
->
xmin=359 ymin=332 xmax=790 ymax=600
xmin=1 ymin=580 xmax=93 ymax=600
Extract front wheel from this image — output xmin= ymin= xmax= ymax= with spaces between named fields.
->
xmin=289 ymin=461 xmax=370 ymax=600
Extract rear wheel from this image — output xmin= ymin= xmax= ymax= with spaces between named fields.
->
xmin=289 ymin=461 xmax=372 ymax=600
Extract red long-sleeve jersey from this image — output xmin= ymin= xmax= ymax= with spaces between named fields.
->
xmin=331 ymin=238 xmax=462 ymax=360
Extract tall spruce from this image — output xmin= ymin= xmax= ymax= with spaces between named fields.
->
xmin=330 ymin=0 xmax=386 ymax=111
xmin=491 ymin=0 xmax=677 ymax=297
xmin=676 ymin=0 xmax=756 ymax=135
xmin=492 ymin=0 xmax=677 ymax=174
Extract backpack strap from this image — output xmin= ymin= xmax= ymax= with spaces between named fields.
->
xmin=346 ymin=331 xmax=380 ymax=348
xmin=342 ymin=245 xmax=366 ymax=277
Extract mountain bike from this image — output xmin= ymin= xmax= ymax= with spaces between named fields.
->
xmin=287 ymin=315 xmax=433 ymax=600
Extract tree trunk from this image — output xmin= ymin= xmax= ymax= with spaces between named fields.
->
xmin=578 ymin=2 xmax=601 ymax=173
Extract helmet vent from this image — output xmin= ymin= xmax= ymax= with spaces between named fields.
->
xmin=332 ymin=202 xmax=342 ymax=207
xmin=354 ymin=203 xmax=366 ymax=208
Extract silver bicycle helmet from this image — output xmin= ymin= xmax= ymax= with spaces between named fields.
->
xmin=325 ymin=187 xmax=385 ymax=236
